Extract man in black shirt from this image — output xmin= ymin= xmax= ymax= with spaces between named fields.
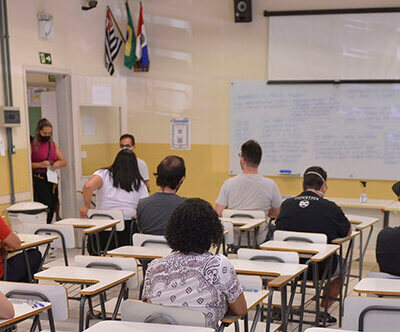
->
xmin=376 ymin=227 xmax=400 ymax=276
xmin=276 ymin=166 xmax=351 ymax=309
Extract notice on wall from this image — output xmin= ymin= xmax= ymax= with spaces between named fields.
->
xmin=0 ymin=133 xmax=5 ymax=156
xmin=92 ymin=86 xmax=111 ymax=105
xmin=170 ymin=118 xmax=190 ymax=150
xmin=82 ymin=117 xmax=96 ymax=136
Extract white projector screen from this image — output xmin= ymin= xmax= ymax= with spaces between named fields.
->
xmin=268 ymin=13 xmax=400 ymax=80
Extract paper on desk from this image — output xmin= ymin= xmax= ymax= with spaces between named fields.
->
xmin=47 ymin=168 xmax=58 ymax=184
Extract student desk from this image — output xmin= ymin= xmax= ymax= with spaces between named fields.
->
xmin=230 ymin=258 xmax=307 ymax=332
xmin=54 ymin=218 xmax=120 ymax=255
xmin=220 ymin=217 xmax=266 ymax=248
xmin=34 ymin=266 xmax=134 ymax=332
xmin=353 ymin=278 xmax=400 ymax=296
xmin=260 ymin=240 xmax=339 ymax=327
xmin=4 ymin=233 xmax=58 ymax=283
xmin=107 ymin=245 xmax=172 ymax=259
xmin=0 ymin=299 xmax=54 ymax=332
xmin=346 ymin=214 xmax=380 ymax=280
xmin=83 ymin=320 xmax=214 ymax=331
xmin=326 ymin=197 xmax=395 ymax=228
xmin=382 ymin=201 xmax=400 ymax=227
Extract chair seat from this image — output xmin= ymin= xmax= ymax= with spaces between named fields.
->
xmin=225 ymin=320 xmax=281 ymax=332
xmin=93 ymin=297 xmax=121 ymax=318
xmin=268 ymin=292 xmax=315 ymax=309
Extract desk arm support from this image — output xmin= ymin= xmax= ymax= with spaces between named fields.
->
xmin=268 ymin=275 xmax=293 ymax=288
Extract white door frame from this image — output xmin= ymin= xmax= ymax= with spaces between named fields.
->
xmin=22 ymin=66 xmax=77 ymax=218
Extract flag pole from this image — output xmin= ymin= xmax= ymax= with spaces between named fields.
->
xmin=107 ymin=5 xmax=126 ymax=44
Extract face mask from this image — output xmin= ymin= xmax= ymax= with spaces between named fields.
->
xmin=39 ymin=135 xmax=51 ymax=142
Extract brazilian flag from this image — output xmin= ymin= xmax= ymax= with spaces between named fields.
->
xmin=124 ymin=2 xmax=136 ymax=69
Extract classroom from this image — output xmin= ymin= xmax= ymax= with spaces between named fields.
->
xmin=1 ymin=0 xmax=400 ymax=331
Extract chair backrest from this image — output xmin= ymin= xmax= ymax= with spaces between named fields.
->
xmin=221 ymin=220 xmax=233 ymax=245
xmin=222 ymin=209 xmax=265 ymax=219
xmin=88 ymin=209 xmax=125 ymax=231
xmin=343 ymin=296 xmax=400 ymax=332
xmin=74 ymin=255 xmax=138 ymax=289
xmin=273 ymin=230 xmax=327 ymax=244
xmin=24 ymin=223 xmax=75 ymax=249
xmin=132 ymin=233 xmax=169 ymax=248
xmin=0 ymin=281 xmax=68 ymax=320
xmin=237 ymin=274 xmax=263 ymax=291
xmin=237 ymin=248 xmax=299 ymax=264
xmin=121 ymin=300 xmax=206 ymax=327
xmin=367 ymin=272 xmax=400 ymax=279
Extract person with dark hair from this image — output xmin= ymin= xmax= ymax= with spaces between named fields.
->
xmin=215 ymin=139 xmax=282 ymax=243
xmin=376 ymin=226 xmax=400 ymax=276
xmin=142 ymin=198 xmax=247 ymax=329
xmin=80 ymin=149 xmax=148 ymax=252
xmin=137 ymin=155 xmax=186 ymax=235
xmin=119 ymin=133 xmax=150 ymax=191
xmin=31 ymin=118 xmax=67 ymax=223
xmin=275 ymin=166 xmax=351 ymax=314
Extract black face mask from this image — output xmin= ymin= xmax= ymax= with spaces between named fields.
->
xmin=39 ymin=135 xmax=51 ymax=142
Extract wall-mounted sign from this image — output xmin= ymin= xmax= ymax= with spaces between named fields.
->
xmin=39 ymin=52 xmax=52 ymax=65
xmin=170 ymin=118 xmax=190 ymax=150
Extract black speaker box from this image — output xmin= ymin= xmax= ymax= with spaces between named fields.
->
xmin=234 ymin=0 xmax=252 ymax=23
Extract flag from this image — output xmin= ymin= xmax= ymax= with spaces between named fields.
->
xmin=105 ymin=8 xmax=122 ymax=75
xmin=135 ymin=2 xmax=150 ymax=71
xmin=124 ymin=2 xmax=136 ymax=69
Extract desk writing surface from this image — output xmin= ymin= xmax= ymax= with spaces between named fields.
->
xmin=326 ymin=197 xmax=394 ymax=209
xmin=345 ymin=214 xmax=379 ymax=230
xmin=55 ymin=218 xmax=120 ymax=234
xmin=383 ymin=201 xmax=400 ymax=212
xmin=220 ymin=217 xmax=266 ymax=226
xmin=34 ymin=266 xmax=134 ymax=296
xmin=0 ymin=300 xmax=51 ymax=328
xmin=83 ymin=321 xmax=214 ymax=332
xmin=12 ymin=234 xmax=58 ymax=250
xmin=354 ymin=278 xmax=400 ymax=296
xmin=107 ymin=246 xmax=172 ymax=259
xmin=260 ymin=241 xmax=339 ymax=262
xmin=230 ymin=259 xmax=307 ymax=278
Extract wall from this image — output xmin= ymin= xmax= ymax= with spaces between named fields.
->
xmin=0 ymin=0 xmax=399 ymax=217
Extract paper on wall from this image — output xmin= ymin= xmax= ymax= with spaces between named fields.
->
xmin=0 ymin=133 xmax=5 ymax=156
xmin=82 ymin=117 xmax=96 ymax=136
xmin=47 ymin=168 xmax=58 ymax=184
xmin=170 ymin=118 xmax=190 ymax=150
xmin=92 ymin=86 xmax=112 ymax=105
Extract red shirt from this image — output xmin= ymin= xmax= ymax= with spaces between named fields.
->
xmin=31 ymin=140 xmax=57 ymax=174
xmin=0 ymin=216 xmax=12 ymax=279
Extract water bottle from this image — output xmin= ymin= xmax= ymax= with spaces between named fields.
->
xmin=360 ymin=181 xmax=368 ymax=203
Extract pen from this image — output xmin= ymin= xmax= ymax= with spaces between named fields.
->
xmin=244 ymin=289 xmax=258 ymax=293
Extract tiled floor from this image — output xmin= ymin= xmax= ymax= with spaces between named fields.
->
xmin=16 ymin=246 xmax=380 ymax=331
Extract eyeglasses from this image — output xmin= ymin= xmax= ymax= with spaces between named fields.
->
xmin=120 ymin=144 xmax=132 ymax=149
xmin=237 ymin=152 xmax=242 ymax=158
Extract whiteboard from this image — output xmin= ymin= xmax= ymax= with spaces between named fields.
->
xmin=230 ymin=81 xmax=400 ymax=180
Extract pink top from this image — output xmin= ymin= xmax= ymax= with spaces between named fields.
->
xmin=31 ymin=140 xmax=57 ymax=173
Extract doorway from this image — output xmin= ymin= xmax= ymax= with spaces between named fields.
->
xmin=24 ymin=70 xmax=76 ymax=220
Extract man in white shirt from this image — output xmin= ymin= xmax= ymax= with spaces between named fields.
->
xmin=119 ymin=133 xmax=150 ymax=192
xmin=215 ymin=140 xmax=282 ymax=243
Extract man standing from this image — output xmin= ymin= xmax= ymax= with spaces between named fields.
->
xmin=119 ymin=133 xmax=150 ymax=192
xmin=275 ymin=166 xmax=351 ymax=314
xmin=137 ymin=155 xmax=186 ymax=235
xmin=215 ymin=140 xmax=282 ymax=242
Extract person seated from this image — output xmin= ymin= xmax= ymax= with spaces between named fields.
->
xmin=275 ymin=166 xmax=351 ymax=312
xmin=137 ymin=155 xmax=186 ymax=235
xmin=0 ymin=290 xmax=14 ymax=319
xmin=0 ymin=216 xmax=42 ymax=283
xmin=142 ymin=198 xmax=247 ymax=329
xmin=80 ymin=149 xmax=149 ymax=253
xmin=376 ymin=226 xmax=400 ymax=276
xmin=215 ymin=140 xmax=282 ymax=244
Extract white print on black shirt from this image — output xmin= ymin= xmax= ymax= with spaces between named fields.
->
xmin=299 ymin=200 xmax=310 ymax=208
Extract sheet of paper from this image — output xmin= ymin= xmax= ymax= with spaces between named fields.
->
xmin=0 ymin=133 xmax=5 ymax=156
xmin=47 ymin=168 xmax=58 ymax=184
xmin=170 ymin=118 xmax=190 ymax=150
xmin=92 ymin=86 xmax=112 ymax=105
xmin=82 ymin=117 xmax=96 ymax=136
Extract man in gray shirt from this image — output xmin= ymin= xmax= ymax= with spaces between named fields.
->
xmin=215 ymin=140 xmax=282 ymax=243
xmin=137 ymin=155 xmax=186 ymax=235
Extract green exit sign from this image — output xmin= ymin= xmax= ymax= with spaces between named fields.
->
xmin=39 ymin=52 xmax=52 ymax=65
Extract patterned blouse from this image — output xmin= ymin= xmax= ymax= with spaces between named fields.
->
xmin=142 ymin=252 xmax=243 ymax=328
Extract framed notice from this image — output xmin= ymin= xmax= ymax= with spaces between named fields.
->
xmin=170 ymin=118 xmax=190 ymax=150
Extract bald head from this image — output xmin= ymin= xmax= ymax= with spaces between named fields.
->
xmin=155 ymin=156 xmax=186 ymax=190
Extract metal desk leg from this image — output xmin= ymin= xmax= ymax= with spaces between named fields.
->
xmin=243 ymin=313 xmax=249 ymax=332
xmin=265 ymin=288 xmax=274 ymax=332
xmin=250 ymin=303 xmax=262 ymax=332
xmin=112 ymin=282 xmax=127 ymax=320
xmin=81 ymin=234 xmax=87 ymax=255
xmin=280 ymin=285 xmax=288 ymax=332
xmin=23 ymin=249 xmax=33 ymax=283
xmin=79 ymin=295 xmax=88 ymax=332
xmin=313 ymin=263 xmax=320 ymax=326
xmin=359 ymin=231 xmax=363 ymax=280
xmin=383 ymin=210 xmax=390 ymax=228
xmin=253 ymin=227 xmax=259 ymax=249
xmin=104 ymin=226 xmax=117 ymax=255
xmin=47 ymin=307 xmax=56 ymax=332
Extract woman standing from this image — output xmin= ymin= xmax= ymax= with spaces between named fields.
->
xmin=80 ymin=149 xmax=148 ymax=252
xmin=31 ymin=118 xmax=67 ymax=223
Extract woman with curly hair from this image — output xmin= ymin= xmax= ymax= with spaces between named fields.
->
xmin=142 ymin=198 xmax=247 ymax=329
